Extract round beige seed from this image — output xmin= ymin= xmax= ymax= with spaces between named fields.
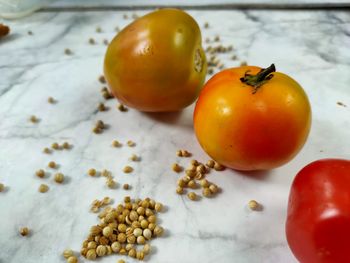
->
xmin=140 ymin=219 xmax=148 ymax=229
xmin=54 ymin=173 xmax=64 ymax=183
xmin=248 ymin=200 xmax=260 ymax=211
xmin=102 ymin=226 xmax=113 ymax=237
xmin=86 ymin=249 xmax=96 ymax=260
xmin=143 ymin=228 xmax=152 ymax=240
xmin=38 ymin=184 xmax=49 ymax=193
xmin=118 ymin=260 xmax=126 ymax=263
xmin=88 ymin=168 xmax=97 ymax=177
xmin=123 ymin=166 xmax=133 ymax=173
xmin=67 ymin=256 xmax=78 ymax=263
xmin=35 ymin=169 xmax=45 ymax=178
xmin=176 ymin=186 xmax=184 ymax=195
xmin=187 ymin=192 xmax=197 ymax=201
xmin=87 ymin=241 xmax=97 ymax=249
xmin=206 ymin=159 xmax=215 ymax=168
xmin=137 ymin=235 xmax=146 ymax=245
xmin=148 ymin=223 xmax=156 ymax=231
xmin=111 ymin=241 xmax=121 ymax=253
xmin=209 ymin=184 xmax=219 ymax=194
xmin=118 ymin=224 xmax=127 ymax=233
xmin=143 ymin=243 xmax=151 ymax=255
xmin=154 ymin=225 xmax=164 ymax=237
xmin=123 ymin=183 xmax=130 ymax=190
xmin=202 ymin=187 xmax=212 ymax=197
xmin=0 ymin=183 xmax=4 ymax=192
xmin=172 ymin=163 xmax=182 ymax=173
xmin=133 ymin=228 xmax=142 ymax=237
xmin=136 ymin=251 xmax=145 ymax=260
xmin=63 ymin=249 xmax=74 ymax=259
xmin=20 ymin=227 xmax=29 ymax=236
xmin=200 ymin=179 xmax=210 ymax=188
xmin=128 ymin=248 xmax=136 ymax=258
xmin=48 ymin=161 xmax=56 ymax=169
xmin=96 ymin=245 xmax=107 ymax=256
xmin=43 ymin=147 xmax=51 ymax=154
xmin=177 ymin=179 xmax=186 ymax=188
xmin=129 ymin=154 xmax=139 ymax=161
xmin=51 ymin=142 xmax=60 ymax=150
xmin=148 ymin=215 xmax=156 ymax=223
xmin=214 ymin=162 xmax=225 ymax=171
xmin=117 ymin=233 xmax=126 ymax=243
xmin=112 ymin=140 xmax=121 ymax=147
xmin=188 ymin=180 xmax=197 ymax=189
xmin=127 ymin=140 xmax=135 ymax=147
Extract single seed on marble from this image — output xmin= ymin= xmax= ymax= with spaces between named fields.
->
xmin=106 ymin=178 xmax=116 ymax=188
xmin=182 ymin=175 xmax=191 ymax=184
xmin=206 ymin=160 xmax=215 ymax=168
xmin=143 ymin=228 xmax=152 ymax=240
xmin=48 ymin=161 xmax=57 ymax=169
xmin=29 ymin=115 xmax=39 ymax=123
xmin=102 ymin=90 xmax=113 ymax=100
xmin=43 ymin=147 xmax=51 ymax=154
xmin=126 ymin=140 xmax=135 ymax=147
xmin=62 ymin=142 xmax=70 ymax=149
xmin=143 ymin=243 xmax=151 ymax=255
xmin=88 ymin=38 xmax=95 ymax=44
xmin=124 ymin=196 xmax=131 ymax=203
xmin=51 ymin=142 xmax=60 ymax=150
xmin=67 ymin=256 xmax=78 ymax=263
xmin=88 ymin=168 xmax=97 ymax=177
xmin=54 ymin=173 xmax=64 ymax=183
xmin=103 ymin=39 xmax=109 ymax=45
xmin=214 ymin=35 xmax=220 ymax=42
xmin=0 ymin=183 xmax=4 ymax=192
xmin=123 ymin=166 xmax=133 ymax=173
xmin=177 ymin=179 xmax=186 ymax=188
xmin=98 ymin=103 xmax=107 ymax=111
xmin=38 ymin=184 xmax=49 ymax=193
xmin=155 ymin=202 xmax=163 ymax=212
xmin=63 ymin=249 xmax=74 ymax=259
xmin=80 ymin=247 xmax=87 ymax=257
xmin=96 ymin=26 xmax=102 ymax=33
xmin=20 ymin=227 xmax=29 ymax=236
xmin=200 ymin=179 xmax=210 ymax=188
xmin=47 ymin=97 xmax=55 ymax=104
xmin=153 ymin=225 xmax=164 ymax=236
xmin=86 ymin=249 xmax=96 ymax=260
xmin=231 ymin=54 xmax=237 ymax=60
xmin=176 ymin=150 xmax=182 ymax=157
xmin=123 ymin=183 xmax=130 ymax=190
xmin=204 ymin=22 xmax=209 ymax=28
xmin=190 ymin=159 xmax=199 ymax=166
xmin=118 ymin=260 xmax=125 ymax=263
xmin=28 ymin=30 xmax=33 ymax=35
xmin=119 ymin=248 xmax=127 ymax=255
xmin=35 ymin=169 xmax=45 ymax=178
xmin=214 ymin=162 xmax=225 ymax=171
xmin=112 ymin=140 xmax=121 ymax=147
xmin=248 ymin=200 xmax=260 ymax=211
xmin=123 ymin=14 xmax=128 ymax=19
xmin=128 ymin=248 xmax=137 ymax=258
xmin=96 ymin=120 xmax=105 ymax=129
xmin=129 ymin=154 xmax=139 ymax=161
xmin=187 ymin=192 xmax=197 ymax=201
xmin=92 ymin=126 xmax=102 ymax=134
xmin=209 ymin=184 xmax=219 ymax=194
xmin=64 ymin=48 xmax=72 ymax=55
xmin=172 ymin=163 xmax=182 ymax=173
xmin=99 ymin=75 xmax=106 ymax=84
xmin=181 ymin=150 xmax=191 ymax=157
xmin=202 ymin=187 xmax=212 ymax=197
xmin=240 ymin=61 xmax=247 ymax=66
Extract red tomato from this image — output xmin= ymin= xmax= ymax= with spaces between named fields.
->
xmin=286 ymin=159 xmax=350 ymax=263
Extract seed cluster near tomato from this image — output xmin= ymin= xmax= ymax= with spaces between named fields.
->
xmin=4 ymin=7 xmax=348 ymax=263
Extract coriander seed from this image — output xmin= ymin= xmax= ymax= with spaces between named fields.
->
xmin=176 ymin=150 xmax=182 ymax=157
xmin=38 ymin=184 xmax=49 ymax=193
xmin=20 ymin=227 xmax=29 ymax=236
xmin=111 ymin=241 xmax=121 ymax=253
xmin=67 ymin=256 xmax=78 ymax=263
xmin=188 ymin=180 xmax=197 ymax=189
xmin=64 ymin=48 xmax=72 ymax=55
xmin=118 ymin=260 xmax=125 ymax=263
xmin=123 ymin=183 xmax=130 ymax=190
xmin=136 ymin=251 xmax=145 ymax=260
xmin=54 ymin=173 xmax=64 ymax=183
xmin=48 ymin=161 xmax=57 ymax=169
xmin=90 ymin=225 xmax=102 ymax=235
xmin=248 ymin=200 xmax=260 ymax=211
xmin=29 ymin=115 xmax=39 ymax=123
xmin=48 ymin=97 xmax=55 ymax=104
xmin=112 ymin=140 xmax=121 ymax=147
xmin=63 ymin=249 xmax=74 ymax=259
xmin=43 ymin=147 xmax=51 ymax=154
xmin=129 ymin=154 xmax=138 ymax=161
xmin=200 ymin=179 xmax=209 ymax=188
xmin=118 ymin=104 xmax=128 ymax=112
xmin=187 ymin=192 xmax=197 ymax=201
xmin=35 ymin=169 xmax=45 ymax=178
xmin=89 ymin=38 xmax=95 ymax=44
xmin=0 ymin=183 xmax=4 ymax=192
xmin=137 ymin=235 xmax=146 ymax=245
xmin=128 ymin=248 xmax=137 ymax=258
xmin=133 ymin=228 xmax=142 ymax=237
xmin=153 ymin=225 xmax=164 ymax=237
xmin=96 ymin=26 xmax=102 ymax=33
xmin=172 ymin=163 xmax=182 ymax=173
xmin=123 ymin=166 xmax=133 ymax=173
xmin=117 ymin=233 xmax=127 ymax=243
xmin=62 ymin=142 xmax=70 ymax=149
xmin=143 ymin=228 xmax=152 ymax=240
xmin=209 ymin=184 xmax=219 ymax=194
xmin=143 ymin=243 xmax=151 ymax=255
xmin=86 ymin=249 xmax=96 ymax=260
xmin=88 ymin=168 xmax=97 ymax=177
xmin=202 ymin=187 xmax=211 ymax=197
xmin=176 ymin=186 xmax=184 ymax=195
xmin=87 ymin=241 xmax=97 ymax=249
xmin=204 ymin=22 xmax=209 ymax=28
xmin=206 ymin=160 xmax=215 ymax=168
xmin=126 ymin=140 xmax=135 ymax=147
xmin=155 ymin=202 xmax=163 ymax=212
xmin=51 ymin=142 xmax=60 ymax=150
xmin=214 ymin=162 xmax=225 ymax=171
xmin=103 ymin=39 xmax=109 ymax=45
xmin=96 ymin=245 xmax=107 ymax=256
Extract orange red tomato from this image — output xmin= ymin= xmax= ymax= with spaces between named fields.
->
xmin=193 ymin=64 xmax=311 ymax=171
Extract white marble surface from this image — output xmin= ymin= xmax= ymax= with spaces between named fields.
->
xmin=0 ymin=9 xmax=349 ymax=263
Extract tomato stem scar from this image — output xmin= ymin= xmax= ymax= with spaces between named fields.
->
xmin=240 ymin=64 xmax=276 ymax=94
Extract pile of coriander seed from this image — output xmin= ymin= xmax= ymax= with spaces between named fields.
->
xmin=80 ymin=196 xmax=164 ymax=261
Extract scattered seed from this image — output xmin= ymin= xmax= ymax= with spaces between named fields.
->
xmin=214 ymin=35 xmax=220 ymax=42
xmin=64 ymin=48 xmax=72 ymax=55
xmin=36 ymin=169 xmax=45 ymax=178
xmin=51 ymin=142 xmax=60 ymax=150
xmin=248 ymin=200 xmax=260 ymax=211
xmin=88 ymin=168 xmax=97 ymax=177
xmin=209 ymin=184 xmax=219 ymax=194
xmin=47 ymin=97 xmax=55 ymax=104
xmin=89 ymin=38 xmax=95 ymax=44
xmin=96 ymin=26 xmax=102 ymax=33
xmin=63 ymin=249 xmax=74 ymax=259
xmin=99 ymin=75 xmax=106 ymax=84
xmin=172 ymin=163 xmax=182 ymax=173
xmin=214 ymin=162 xmax=225 ymax=171
xmin=118 ymin=104 xmax=128 ymax=112
xmin=115 ymin=27 xmax=120 ymax=32
xmin=337 ymin=101 xmax=347 ymax=107
xmin=127 ymin=140 xmax=135 ymax=147
xmin=0 ymin=183 xmax=4 ymax=192
xmin=38 ymin=184 xmax=49 ymax=193
xmin=103 ymin=39 xmax=109 ymax=45
xmin=29 ymin=115 xmax=39 ymax=123
xmin=204 ymin=22 xmax=209 ymax=28
xmin=206 ymin=160 xmax=215 ymax=168
xmin=155 ymin=202 xmax=163 ymax=212
xmin=98 ymin=102 xmax=107 ymax=112
xmin=123 ymin=184 xmax=130 ymax=190
xmin=28 ymin=30 xmax=33 ymax=35
xmin=54 ymin=173 xmax=64 ymax=183
xmin=231 ymin=55 xmax=237 ymax=60
xmin=48 ymin=161 xmax=57 ymax=169
xmin=132 ymin=13 xmax=139 ymax=19
xmin=20 ymin=227 xmax=29 ymax=236
xmin=118 ymin=260 xmax=125 ymax=263
xmin=43 ymin=147 xmax=51 ymax=154
xmin=106 ymin=178 xmax=116 ymax=188
xmin=67 ymin=256 xmax=78 ymax=263
xmin=176 ymin=150 xmax=182 ymax=157
xmin=0 ymin=24 xmax=10 ymax=37
xmin=62 ymin=142 xmax=70 ymax=149
xmin=240 ymin=61 xmax=247 ymax=66
xmin=187 ymin=192 xmax=197 ymax=201
xmin=123 ymin=14 xmax=128 ymax=19
xmin=123 ymin=166 xmax=133 ymax=173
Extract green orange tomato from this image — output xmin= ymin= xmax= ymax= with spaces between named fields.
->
xmin=104 ymin=9 xmax=207 ymax=112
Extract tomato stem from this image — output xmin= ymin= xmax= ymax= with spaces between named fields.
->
xmin=240 ymin=64 xmax=276 ymax=94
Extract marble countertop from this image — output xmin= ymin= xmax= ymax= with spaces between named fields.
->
xmin=0 ymin=8 xmax=349 ymax=263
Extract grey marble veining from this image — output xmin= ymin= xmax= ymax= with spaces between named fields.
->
xmin=0 ymin=9 xmax=349 ymax=263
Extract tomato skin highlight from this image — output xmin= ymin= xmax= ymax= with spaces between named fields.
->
xmin=193 ymin=65 xmax=311 ymax=171
xmin=286 ymin=159 xmax=350 ymax=263
xmin=104 ymin=8 xmax=207 ymax=112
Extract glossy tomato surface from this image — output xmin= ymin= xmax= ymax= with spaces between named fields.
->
xmin=104 ymin=9 xmax=207 ymax=112
xmin=286 ymin=159 xmax=350 ymax=263
xmin=193 ymin=65 xmax=311 ymax=171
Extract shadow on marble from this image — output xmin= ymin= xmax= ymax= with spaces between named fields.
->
xmin=0 ymin=33 xmax=21 ymax=44
xmin=235 ymin=169 xmax=272 ymax=181
xmin=141 ymin=111 xmax=184 ymax=125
